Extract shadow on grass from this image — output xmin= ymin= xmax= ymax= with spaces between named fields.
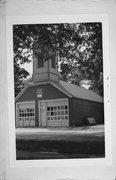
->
xmin=16 ymin=139 xmax=105 ymax=160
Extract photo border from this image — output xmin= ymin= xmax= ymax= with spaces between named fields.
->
xmin=6 ymin=14 xmax=112 ymax=168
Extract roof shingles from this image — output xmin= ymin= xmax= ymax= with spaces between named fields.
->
xmin=58 ymin=80 xmax=103 ymax=103
xmin=16 ymin=80 xmax=103 ymax=103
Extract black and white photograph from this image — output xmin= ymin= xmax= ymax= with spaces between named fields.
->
xmin=13 ymin=21 xmax=105 ymax=160
xmin=1 ymin=1 xmax=115 ymax=179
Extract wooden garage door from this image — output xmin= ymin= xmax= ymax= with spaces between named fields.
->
xmin=46 ymin=99 xmax=69 ymax=127
xmin=16 ymin=101 xmax=35 ymax=127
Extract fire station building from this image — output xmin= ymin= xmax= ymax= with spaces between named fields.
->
xmin=15 ymin=50 xmax=104 ymax=128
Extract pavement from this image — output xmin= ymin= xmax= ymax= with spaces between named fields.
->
xmin=16 ymin=124 xmax=104 ymax=136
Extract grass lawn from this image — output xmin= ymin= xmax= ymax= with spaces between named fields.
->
xmin=16 ymin=125 xmax=105 ymax=160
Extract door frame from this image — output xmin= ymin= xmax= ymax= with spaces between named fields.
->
xmin=38 ymin=98 xmax=69 ymax=127
xmin=38 ymin=100 xmax=47 ymax=127
xmin=16 ymin=101 xmax=35 ymax=127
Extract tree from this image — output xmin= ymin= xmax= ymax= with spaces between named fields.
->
xmin=78 ymin=23 xmax=103 ymax=92
xmin=60 ymin=23 xmax=103 ymax=96
xmin=13 ymin=22 xmax=103 ymax=97
xmin=13 ymin=25 xmax=33 ymax=96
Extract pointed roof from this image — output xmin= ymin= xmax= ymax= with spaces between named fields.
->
xmin=16 ymin=80 xmax=103 ymax=103
xmin=15 ymin=81 xmax=72 ymax=102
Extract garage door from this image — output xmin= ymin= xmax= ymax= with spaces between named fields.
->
xmin=16 ymin=101 xmax=35 ymax=127
xmin=46 ymin=99 xmax=69 ymax=127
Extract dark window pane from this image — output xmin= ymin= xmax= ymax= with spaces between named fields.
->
xmin=30 ymin=113 xmax=34 ymax=116
xmin=58 ymin=112 xmax=60 ymax=115
xmin=51 ymin=54 xmax=56 ymax=69
xmin=58 ymin=106 xmax=60 ymax=110
xmin=47 ymin=107 xmax=50 ymax=111
xmin=53 ymin=106 xmax=56 ymax=110
xmin=61 ymin=106 xmax=64 ymax=110
xmin=51 ymin=111 xmax=53 ymax=116
xmin=65 ymin=111 xmax=68 ymax=114
xmin=61 ymin=111 xmax=64 ymax=115
xmin=38 ymin=53 xmax=44 ymax=68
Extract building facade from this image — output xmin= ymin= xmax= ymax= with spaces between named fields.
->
xmin=15 ymin=46 xmax=104 ymax=128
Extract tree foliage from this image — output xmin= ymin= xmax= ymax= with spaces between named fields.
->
xmin=13 ymin=22 xmax=103 ymax=97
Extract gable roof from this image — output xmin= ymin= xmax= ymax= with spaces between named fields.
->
xmin=15 ymin=81 xmax=72 ymax=102
xmin=58 ymin=80 xmax=103 ymax=103
xmin=15 ymin=80 xmax=103 ymax=103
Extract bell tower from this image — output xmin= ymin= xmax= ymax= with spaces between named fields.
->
xmin=32 ymin=41 xmax=59 ymax=83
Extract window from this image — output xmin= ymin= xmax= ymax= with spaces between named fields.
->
xmin=38 ymin=53 xmax=44 ymax=68
xmin=47 ymin=104 xmax=68 ymax=121
xmin=17 ymin=102 xmax=35 ymax=127
xmin=51 ymin=54 xmax=56 ymax=69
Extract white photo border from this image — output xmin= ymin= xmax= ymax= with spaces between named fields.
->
xmin=6 ymin=14 xmax=112 ymax=168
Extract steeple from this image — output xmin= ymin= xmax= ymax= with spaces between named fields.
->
xmin=32 ymin=41 xmax=59 ymax=83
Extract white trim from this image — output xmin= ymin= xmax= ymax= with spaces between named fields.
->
xmin=16 ymin=101 xmax=18 ymax=127
xmin=16 ymin=101 xmax=35 ymax=127
xmin=16 ymin=101 xmax=35 ymax=105
xmin=38 ymin=101 xmax=41 ymax=127
xmin=29 ymin=81 xmax=50 ymax=86
xmin=38 ymin=98 xmax=69 ymax=127
xmin=39 ymin=98 xmax=69 ymax=103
